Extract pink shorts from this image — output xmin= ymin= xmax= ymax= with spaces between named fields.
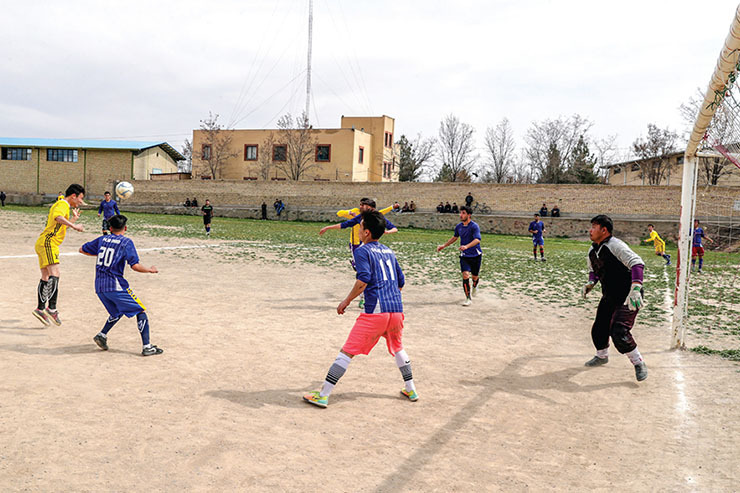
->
xmin=342 ymin=312 xmax=405 ymax=356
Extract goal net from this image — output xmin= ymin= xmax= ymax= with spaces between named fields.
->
xmin=673 ymin=4 xmax=740 ymax=349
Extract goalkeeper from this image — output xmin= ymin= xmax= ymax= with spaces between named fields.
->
xmin=581 ymin=215 xmax=648 ymax=382
xmin=644 ymin=224 xmax=671 ymax=265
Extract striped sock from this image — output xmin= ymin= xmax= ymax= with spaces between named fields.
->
xmin=46 ymin=276 xmax=59 ymax=310
xmin=395 ymin=350 xmax=416 ymax=393
xmin=462 ymin=278 xmax=470 ymax=298
xmin=320 ymin=353 xmax=352 ymax=397
xmin=101 ymin=315 xmax=120 ymax=335
xmin=37 ymin=279 xmax=48 ymax=310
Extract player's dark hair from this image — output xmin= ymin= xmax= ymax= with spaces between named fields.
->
xmin=65 ymin=184 xmax=85 ymax=197
xmin=534 ymin=213 xmax=540 ymax=218
xmin=695 ymin=219 xmax=701 ymax=224
xmin=460 ymin=205 xmax=472 ymax=215
xmin=360 ymin=197 xmax=376 ymax=208
xmin=108 ymin=214 xmax=127 ymax=231
xmin=591 ymin=214 xmax=613 ymax=233
xmin=648 ymin=223 xmax=654 ymax=228
xmin=104 ymin=191 xmax=110 ymax=195
xmin=361 ymin=210 xmax=386 ymax=240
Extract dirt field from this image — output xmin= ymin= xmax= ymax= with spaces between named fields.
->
xmin=1 ymin=210 xmax=739 ymax=492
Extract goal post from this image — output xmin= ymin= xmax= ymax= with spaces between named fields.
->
xmin=672 ymin=3 xmax=740 ymax=348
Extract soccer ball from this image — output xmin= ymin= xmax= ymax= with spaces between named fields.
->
xmin=115 ymin=181 xmax=134 ymax=200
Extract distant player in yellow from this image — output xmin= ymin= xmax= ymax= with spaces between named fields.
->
xmin=32 ymin=184 xmax=86 ymax=326
xmin=319 ymin=198 xmax=397 ymax=308
xmin=644 ymin=224 xmax=671 ymax=266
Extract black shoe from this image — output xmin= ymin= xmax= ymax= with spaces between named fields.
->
xmin=634 ymin=362 xmax=648 ymax=381
xmin=142 ymin=345 xmax=163 ymax=356
xmin=93 ymin=334 xmax=108 ymax=350
xmin=584 ymin=355 xmax=608 ymax=367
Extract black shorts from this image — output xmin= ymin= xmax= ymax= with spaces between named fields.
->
xmin=102 ymin=219 xmax=110 ymax=231
xmin=460 ymin=255 xmax=482 ymax=276
xmin=203 ymin=215 xmax=212 ymax=225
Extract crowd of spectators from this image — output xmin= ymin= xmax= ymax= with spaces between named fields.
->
xmin=183 ymin=197 xmax=199 ymax=207
xmin=392 ymin=200 xmax=416 ymax=213
xmin=537 ymin=203 xmax=561 ymax=217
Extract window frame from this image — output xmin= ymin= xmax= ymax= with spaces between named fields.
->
xmin=384 ymin=131 xmax=393 ymax=148
xmin=244 ymin=144 xmax=258 ymax=161
xmin=358 ymin=146 xmax=364 ymax=164
xmin=201 ymin=144 xmax=211 ymax=160
xmin=315 ymin=144 xmax=331 ymax=162
xmin=1 ymin=147 xmax=32 ymax=161
xmin=46 ymin=149 xmax=79 ymax=162
xmin=272 ymin=144 xmax=287 ymax=162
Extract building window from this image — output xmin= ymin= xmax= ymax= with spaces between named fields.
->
xmin=152 ymin=168 xmax=162 ymax=174
xmin=384 ymin=132 xmax=393 ymax=148
xmin=383 ymin=161 xmax=391 ymax=178
xmin=1 ymin=147 xmax=32 ymax=160
xmin=358 ymin=146 xmax=364 ymax=163
xmin=613 ymin=167 xmax=621 ymax=174
xmin=273 ymin=145 xmax=287 ymax=162
xmin=202 ymin=144 xmax=211 ymax=160
xmin=47 ymin=149 xmax=78 ymax=162
xmin=244 ymin=144 xmax=258 ymax=161
xmin=676 ymin=155 xmax=684 ymax=165
xmin=316 ymin=145 xmax=331 ymax=162
xmin=631 ymin=163 xmax=640 ymax=172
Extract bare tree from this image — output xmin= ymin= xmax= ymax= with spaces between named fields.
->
xmin=272 ymin=112 xmax=319 ymax=180
xmin=197 ymin=112 xmax=238 ymax=179
xmin=632 ymin=123 xmax=678 ymax=185
xmin=510 ymin=150 xmax=534 ymax=184
xmin=434 ymin=114 xmax=478 ymax=182
xmin=592 ymin=135 xmax=619 ymax=182
xmin=397 ymin=134 xmax=436 ymax=182
xmin=524 ymin=114 xmax=593 ymax=183
xmin=482 ymin=118 xmax=516 ymax=183
xmin=179 ymin=139 xmax=192 ymax=173
xmin=256 ymin=133 xmax=277 ymax=180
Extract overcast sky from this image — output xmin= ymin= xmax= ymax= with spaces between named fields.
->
xmin=1 ymin=0 xmax=738 ymax=165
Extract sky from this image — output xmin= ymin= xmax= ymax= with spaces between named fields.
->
xmin=1 ymin=0 xmax=738 ymax=168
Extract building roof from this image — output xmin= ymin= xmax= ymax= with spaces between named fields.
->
xmin=0 ymin=137 xmax=185 ymax=162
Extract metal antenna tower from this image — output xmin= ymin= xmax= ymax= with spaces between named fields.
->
xmin=305 ymin=0 xmax=313 ymax=123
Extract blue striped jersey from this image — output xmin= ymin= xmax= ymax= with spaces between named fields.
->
xmin=81 ymin=234 xmax=140 ymax=293
xmin=454 ymin=221 xmax=482 ymax=257
xmin=354 ymin=241 xmax=404 ymax=313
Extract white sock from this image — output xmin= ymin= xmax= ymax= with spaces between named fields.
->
xmin=97 ymin=332 xmax=107 ymax=338
xmin=596 ymin=348 xmax=609 ymax=359
xmin=394 ymin=349 xmax=416 ymax=392
xmin=320 ymin=353 xmax=352 ymax=397
xmin=626 ymin=348 xmax=643 ymax=365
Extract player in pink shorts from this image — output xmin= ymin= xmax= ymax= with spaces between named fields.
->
xmin=304 ymin=210 xmax=418 ymax=408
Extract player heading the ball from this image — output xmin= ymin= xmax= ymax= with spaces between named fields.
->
xmin=79 ymin=214 xmax=163 ymax=356
xmin=304 ymin=210 xmax=417 ymax=408
xmin=32 ymin=184 xmax=86 ymax=326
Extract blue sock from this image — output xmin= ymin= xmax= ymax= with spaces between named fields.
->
xmin=101 ymin=315 xmax=120 ymax=335
xmin=699 ymin=258 xmax=704 ymax=269
xmin=692 ymin=259 xmax=696 ymax=268
xmin=137 ymin=312 xmax=150 ymax=346
xmin=206 ymin=226 xmax=211 ymax=233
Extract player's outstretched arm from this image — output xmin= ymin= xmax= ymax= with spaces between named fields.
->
xmin=131 ymin=263 xmax=158 ymax=274
xmin=319 ymin=223 xmax=343 ymax=235
xmin=55 ymin=214 xmax=84 ymax=232
xmin=337 ymin=280 xmax=367 ymax=314
xmin=437 ymin=236 xmax=458 ymax=252
xmin=385 ymin=227 xmax=398 ymax=234
xmin=79 ymin=247 xmax=96 ymax=257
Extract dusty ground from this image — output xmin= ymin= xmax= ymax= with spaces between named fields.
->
xmin=1 ymin=210 xmax=739 ymax=492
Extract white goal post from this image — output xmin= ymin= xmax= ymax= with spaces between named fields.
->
xmin=672 ymin=4 xmax=740 ymax=348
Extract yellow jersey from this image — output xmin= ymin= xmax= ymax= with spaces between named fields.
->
xmin=57 ymin=194 xmax=64 ymax=201
xmin=645 ymin=230 xmax=665 ymax=252
xmin=336 ymin=206 xmax=394 ymax=245
xmin=37 ymin=199 xmax=71 ymax=246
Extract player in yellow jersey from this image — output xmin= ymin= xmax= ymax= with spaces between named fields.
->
xmin=319 ymin=198 xmax=397 ymax=308
xmin=644 ymin=224 xmax=671 ymax=266
xmin=32 ymin=184 xmax=86 ymax=326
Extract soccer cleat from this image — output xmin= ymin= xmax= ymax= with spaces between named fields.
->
xmin=358 ymin=299 xmax=365 ymax=309
xmin=44 ymin=308 xmax=61 ymax=326
xmin=462 ymin=298 xmax=472 ymax=307
xmin=698 ymin=269 xmax=703 ymax=274
xmin=634 ymin=362 xmax=648 ymax=381
xmin=400 ymin=388 xmax=419 ymax=402
xmin=541 ymin=257 xmax=547 ymax=262
xmin=303 ymin=391 xmax=328 ymax=408
xmin=665 ymin=254 xmax=671 ymax=266
xmin=32 ymin=308 xmax=50 ymax=326
xmin=93 ymin=334 xmax=108 ymax=351
xmin=142 ymin=345 xmax=164 ymax=356
xmin=584 ymin=355 xmax=609 ymax=367
xmin=471 ymin=286 xmax=477 ymax=297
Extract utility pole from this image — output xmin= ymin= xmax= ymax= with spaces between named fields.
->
xmin=305 ymin=0 xmax=313 ymax=123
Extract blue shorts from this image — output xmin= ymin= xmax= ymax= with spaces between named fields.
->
xmin=97 ymin=289 xmax=147 ymax=318
xmin=460 ymin=255 xmax=482 ymax=276
xmin=533 ymin=237 xmax=544 ymax=246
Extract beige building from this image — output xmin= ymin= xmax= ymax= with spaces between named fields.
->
xmin=604 ymin=151 xmax=740 ymax=186
xmin=191 ymin=115 xmax=398 ymax=182
xmin=0 ymin=138 xmax=183 ymax=195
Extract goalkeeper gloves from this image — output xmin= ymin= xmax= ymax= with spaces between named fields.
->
xmin=624 ymin=283 xmax=643 ymax=311
xmin=582 ymin=281 xmax=595 ymax=299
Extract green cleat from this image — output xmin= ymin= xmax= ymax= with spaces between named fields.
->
xmin=358 ymin=299 xmax=365 ymax=309
xmin=584 ymin=356 xmax=609 ymax=367
xmin=303 ymin=391 xmax=328 ymax=408
xmin=400 ymin=389 xmax=419 ymax=402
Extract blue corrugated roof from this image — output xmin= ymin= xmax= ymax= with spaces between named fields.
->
xmin=0 ymin=137 xmax=185 ymax=161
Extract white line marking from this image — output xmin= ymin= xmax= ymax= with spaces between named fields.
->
xmin=0 ymin=244 xmax=221 ymax=259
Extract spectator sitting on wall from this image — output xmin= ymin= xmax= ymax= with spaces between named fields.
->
xmin=184 ymin=198 xmax=191 ymax=207
xmin=465 ymin=192 xmax=474 ymax=208
xmin=551 ymin=204 xmax=560 ymax=217
xmin=437 ymin=202 xmax=444 ymax=213
xmin=451 ymin=202 xmax=459 ymax=213
xmin=401 ymin=202 xmax=410 ymax=213
xmin=539 ymin=203 xmax=548 ymax=217
xmin=444 ymin=202 xmax=452 ymax=213
xmin=192 ymin=198 xmax=199 ymax=208
xmin=274 ymin=199 xmax=285 ymax=216
xmin=409 ymin=201 xmax=416 ymax=212
xmin=393 ymin=201 xmax=401 ymax=213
